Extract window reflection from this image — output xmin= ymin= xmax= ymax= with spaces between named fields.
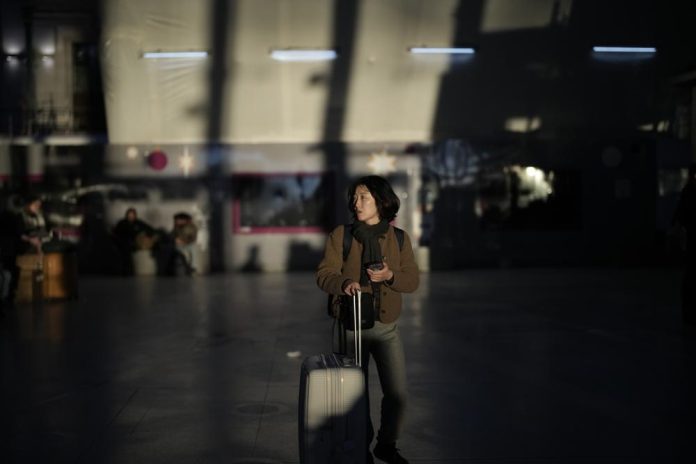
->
xmin=476 ymin=165 xmax=578 ymax=229
xmin=418 ymin=139 xmax=582 ymax=242
xmin=232 ymin=173 xmax=334 ymax=233
xmin=658 ymin=168 xmax=689 ymax=197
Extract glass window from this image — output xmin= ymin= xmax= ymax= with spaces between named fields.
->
xmin=232 ymin=173 xmax=334 ymax=233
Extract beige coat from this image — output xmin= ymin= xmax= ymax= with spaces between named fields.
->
xmin=316 ymin=225 xmax=419 ymax=323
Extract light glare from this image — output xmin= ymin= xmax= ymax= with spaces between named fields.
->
xmin=505 ymin=116 xmax=541 ymax=133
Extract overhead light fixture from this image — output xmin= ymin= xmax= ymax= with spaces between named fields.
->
xmin=409 ymin=47 xmax=476 ymax=55
xmin=592 ymin=46 xmax=656 ymax=54
xmin=270 ymin=49 xmax=337 ymax=62
xmin=142 ymin=51 xmax=208 ymax=59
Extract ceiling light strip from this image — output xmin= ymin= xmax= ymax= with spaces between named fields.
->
xmin=143 ymin=51 xmax=208 ymax=59
xmin=409 ymin=47 xmax=475 ymax=55
xmin=592 ymin=46 xmax=656 ymax=53
xmin=270 ymin=49 xmax=337 ymax=62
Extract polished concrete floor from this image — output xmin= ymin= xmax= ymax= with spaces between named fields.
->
xmin=1 ymin=268 xmax=695 ymax=463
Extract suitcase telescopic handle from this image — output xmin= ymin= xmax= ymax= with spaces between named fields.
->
xmin=353 ymin=290 xmax=362 ymax=367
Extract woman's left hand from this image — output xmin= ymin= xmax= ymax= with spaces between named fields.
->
xmin=367 ymin=260 xmax=394 ymax=283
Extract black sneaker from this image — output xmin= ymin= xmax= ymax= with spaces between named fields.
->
xmin=373 ymin=442 xmax=409 ymax=464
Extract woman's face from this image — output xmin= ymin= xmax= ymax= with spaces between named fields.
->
xmin=353 ymin=185 xmax=380 ymax=225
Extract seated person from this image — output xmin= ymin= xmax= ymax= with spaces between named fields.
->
xmin=20 ymin=195 xmax=50 ymax=255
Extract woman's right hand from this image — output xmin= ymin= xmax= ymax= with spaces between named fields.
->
xmin=342 ymin=280 xmax=361 ymax=296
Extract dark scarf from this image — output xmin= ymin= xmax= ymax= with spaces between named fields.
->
xmin=351 ymin=219 xmax=389 ymax=285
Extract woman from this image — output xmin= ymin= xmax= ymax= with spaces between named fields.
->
xmin=316 ymin=175 xmax=419 ymax=464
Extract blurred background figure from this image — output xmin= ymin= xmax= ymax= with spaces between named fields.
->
xmin=112 ymin=207 xmax=155 ymax=275
xmin=19 ymin=194 xmax=50 ymax=255
xmin=172 ymin=212 xmax=198 ymax=275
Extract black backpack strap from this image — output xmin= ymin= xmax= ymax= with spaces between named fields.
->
xmin=328 ymin=224 xmax=353 ymax=320
xmin=342 ymin=223 xmax=353 ymax=260
xmin=393 ymin=226 xmax=405 ymax=250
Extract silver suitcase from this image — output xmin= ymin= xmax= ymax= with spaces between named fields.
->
xmin=299 ymin=292 xmax=366 ymax=464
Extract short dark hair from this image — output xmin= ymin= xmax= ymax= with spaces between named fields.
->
xmin=347 ymin=175 xmax=400 ymax=222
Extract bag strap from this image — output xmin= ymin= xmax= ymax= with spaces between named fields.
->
xmin=342 ymin=223 xmax=353 ymax=260
xmin=393 ymin=226 xmax=405 ymax=251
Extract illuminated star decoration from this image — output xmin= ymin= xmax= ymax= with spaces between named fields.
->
xmin=367 ymin=148 xmax=397 ymax=175
xmin=179 ymin=147 xmax=193 ymax=177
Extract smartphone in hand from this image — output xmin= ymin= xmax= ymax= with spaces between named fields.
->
xmin=366 ymin=261 xmax=384 ymax=271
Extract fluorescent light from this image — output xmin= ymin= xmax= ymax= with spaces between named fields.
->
xmin=592 ymin=46 xmax=656 ymax=53
xmin=409 ymin=47 xmax=475 ymax=55
xmin=270 ymin=49 xmax=337 ymax=62
xmin=143 ymin=51 xmax=208 ymax=59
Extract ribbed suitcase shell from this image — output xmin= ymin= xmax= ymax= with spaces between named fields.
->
xmin=299 ymin=353 xmax=366 ymax=464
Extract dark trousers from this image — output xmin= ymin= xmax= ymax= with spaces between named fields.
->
xmin=349 ymin=321 xmax=408 ymax=449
